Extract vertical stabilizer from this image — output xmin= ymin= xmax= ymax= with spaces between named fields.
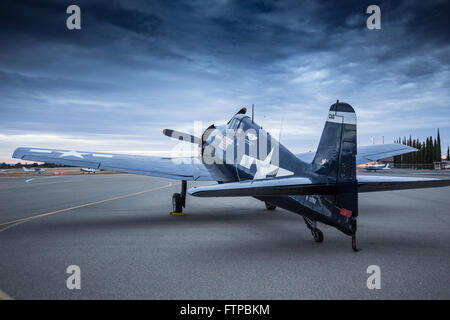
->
xmin=312 ymin=102 xmax=358 ymax=236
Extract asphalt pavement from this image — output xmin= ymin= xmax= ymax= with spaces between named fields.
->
xmin=0 ymin=171 xmax=449 ymax=299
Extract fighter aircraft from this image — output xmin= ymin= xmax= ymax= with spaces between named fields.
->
xmin=359 ymin=162 xmax=390 ymax=172
xmin=12 ymin=102 xmax=450 ymax=250
xmin=22 ymin=166 xmax=47 ymax=174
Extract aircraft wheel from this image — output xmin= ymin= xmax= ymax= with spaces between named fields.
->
xmin=311 ymin=229 xmax=324 ymax=243
xmin=172 ymin=193 xmax=183 ymax=213
xmin=265 ymin=202 xmax=276 ymax=211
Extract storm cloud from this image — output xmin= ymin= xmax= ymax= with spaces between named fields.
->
xmin=0 ymin=0 xmax=449 ymax=162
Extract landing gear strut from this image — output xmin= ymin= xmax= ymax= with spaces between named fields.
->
xmin=265 ymin=202 xmax=276 ymax=211
xmin=351 ymin=221 xmax=360 ymax=252
xmin=170 ymin=180 xmax=186 ymax=216
xmin=303 ymin=217 xmax=323 ymax=243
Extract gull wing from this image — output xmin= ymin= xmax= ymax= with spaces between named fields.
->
xmin=12 ymin=147 xmax=226 ymax=181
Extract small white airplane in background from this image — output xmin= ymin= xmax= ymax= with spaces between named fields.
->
xmin=80 ymin=167 xmax=97 ymax=174
xmin=22 ymin=167 xmax=46 ymax=174
xmin=360 ymin=163 xmax=390 ymax=172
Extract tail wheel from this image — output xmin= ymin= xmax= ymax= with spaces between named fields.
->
xmin=265 ymin=202 xmax=276 ymax=211
xmin=172 ymin=193 xmax=183 ymax=213
xmin=311 ymin=229 xmax=324 ymax=243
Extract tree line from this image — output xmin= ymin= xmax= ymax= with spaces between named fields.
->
xmin=393 ymin=129 xmax=446 ymax=169
xmin=1 ymin=162 xmax=72 ymax=169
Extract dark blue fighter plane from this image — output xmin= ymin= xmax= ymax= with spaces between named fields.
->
xmin=13 ymin=102 xmax=450 ymax=251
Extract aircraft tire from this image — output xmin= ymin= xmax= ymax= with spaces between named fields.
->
xmin=265 ymin=202 xmax=276 ymax=211
xmin=312 ymin=229 xmax=324 ymax=243
xmin=172 ymin=193 xmax=183 ymax=213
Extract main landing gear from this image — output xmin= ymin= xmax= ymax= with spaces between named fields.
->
xmin=352 ymin=233 xmax=360 ymax=252
xmin=303 ymin=217 xmax=324 ymax=243
xmin=264 ymin=201 xmax=276 ymax=211
xmin=170 ymin=180 xmax=187 ymax=216
xmin=351 ymin=222 xmax=360 ymax=252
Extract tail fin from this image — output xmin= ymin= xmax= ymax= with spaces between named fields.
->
xmin=312 ymin=101 xmax=358 ymax=229
xmin=312 ymin=101 xmax=357 ymax=180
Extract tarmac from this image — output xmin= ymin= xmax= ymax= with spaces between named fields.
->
xmin=0 ymin=170 xmax=449 ymax=299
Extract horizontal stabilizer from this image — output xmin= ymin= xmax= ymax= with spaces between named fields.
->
xmin=163 ymin=129 xmax=201 ymax=144
xmin=358 ymin=175 xmax=450 ymax=192
xmin=188 ymin=177 xmax=336 ymax=197
xmin=189 ymin=175 xmax=450 ymax=197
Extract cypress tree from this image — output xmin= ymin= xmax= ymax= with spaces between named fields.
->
xmin=420 ymin=141 xmax=424 ymax=165
xmin=429 ymin=137 xmax=434 ymax=164
xmin=402 ymin=137 xmax=407 ymax=165
xmin=430 ymin=136 xmax=434 ymax=163
xmin=417 ymin=140 xmax=422 ymax=165
xmin=407 ymin=135 xmax=411 ymax=165
xmin=434 ymin=138 xmax=437 ymax=162
xmin=436 ymin=129 xmax=441 ymax=161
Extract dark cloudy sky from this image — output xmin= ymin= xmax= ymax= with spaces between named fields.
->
xmin=1 ymin=0 xmax=449 ymax=162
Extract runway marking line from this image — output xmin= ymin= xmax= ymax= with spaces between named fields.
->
xmin=0 ymin=179 xmax=74 ymax=193
xmin=0 ymin=289 xmax=13 ymax=300
xmin=0 ymin=182 xmax=174 ymax=233
xmin=23 ymin=180 xmax=75 ymax=187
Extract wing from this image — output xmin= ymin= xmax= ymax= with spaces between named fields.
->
xmin=12 ymin=147 xmax=226 ymax=181
xmin=189 ymin=175 xmax=450 ymax=197
xmin=188 ymin=177 xmax=336 ymax=197
xmin=356 ymin=144 xmax=417 ymax=165
xmin=357 ymin=175 xmax=450 ymax=192
xmin=297 ymin=143 xmax=417 ymax=166
xmin=295 ymin=151 xmax=315 ymax=163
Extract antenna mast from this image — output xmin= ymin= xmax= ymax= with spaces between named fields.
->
xmin=252 ymin=104 xmax=254 ymax=123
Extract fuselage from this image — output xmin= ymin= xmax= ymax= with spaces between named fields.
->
xmin=200 ymin=114 xmax=311 ymax=182
xmin=199 ymin=113 xmax=354 ymax=235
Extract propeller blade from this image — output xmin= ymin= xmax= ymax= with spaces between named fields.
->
xmin=162 ymin=129 xmax=201 ymax=144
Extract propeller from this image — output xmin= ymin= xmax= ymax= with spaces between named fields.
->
xmin=162 ymin=129 xmax=201 ymax=144
xmin=164 ymin=106 xmax=247 ymax=144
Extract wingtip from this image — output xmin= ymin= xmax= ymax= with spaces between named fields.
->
xmin=12 ymin=147 xmax=26 ymax=159
xmin=187 ymin=187 xmax=197 ymax=196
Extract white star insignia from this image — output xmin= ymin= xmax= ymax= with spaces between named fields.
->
xmin=239 ymin=149 xmax=294 ymax=180
xmin=254 ymin=149 xmax=279 ymax=179
xmin=58 ymin=150 xmax=88 ymax=159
